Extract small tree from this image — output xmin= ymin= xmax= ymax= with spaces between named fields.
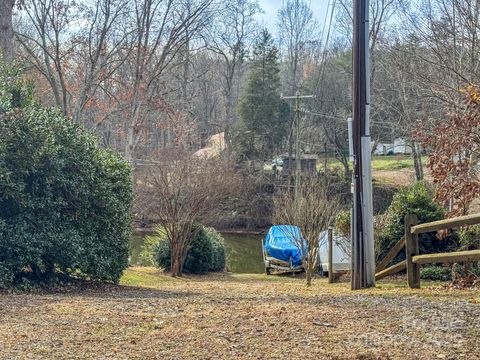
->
xmin=273 ymin=176 xmax=339 ymax=286
xmin=136 ymin=154 xmax=241 ymax=277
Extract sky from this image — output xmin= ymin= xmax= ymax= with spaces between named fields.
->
xmin=257 ymin=0 xmax=331 ymax=36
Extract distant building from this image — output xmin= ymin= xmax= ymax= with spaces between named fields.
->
xmin=281 ymin=154 xmax=318 ymax=173
xmin=192 ymin=132 xmax=226 ymax=159
xmin=372 ymin=138 xmax=412 ymax=155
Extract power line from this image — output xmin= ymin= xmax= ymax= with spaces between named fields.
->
xmin=303 ymin=109 xmax=345 ymax=120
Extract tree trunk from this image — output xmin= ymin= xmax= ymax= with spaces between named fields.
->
xmin=170 ymin=240 xmax=185 ymax=277
xmin=411 ymin=140 xmax=423 ymax=181
xmin=30 ymin=262 xmax=43 ymax=281
xmin=125 ymin=126 xmax=135 ymax=164
xmin=305 ymin=265 xmax=312 ymax=287
xmin=0 ymin=0 xmax=14 ymax=63
xmin=171 ymin=257 xmax=183 ymax=277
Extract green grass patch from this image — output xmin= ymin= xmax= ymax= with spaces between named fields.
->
xmin=316 ymin=155 xmax=427 ymax=173
xmin=120 ymin=267 xmax=174 ymax=287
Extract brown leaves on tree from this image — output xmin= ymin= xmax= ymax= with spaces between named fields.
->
xmin=416 ymin=85 xmax=480 ymax=218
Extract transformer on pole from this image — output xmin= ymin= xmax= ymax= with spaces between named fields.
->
xmin=351 ymin=0 xmax=375 ymax=289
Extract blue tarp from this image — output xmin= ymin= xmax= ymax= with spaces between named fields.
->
xmin=264 ymin=225 xmax=306 ymax=266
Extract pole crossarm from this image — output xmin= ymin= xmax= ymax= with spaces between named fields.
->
xmin=281 ymin=94 xmax=316 ymax=99
xmin=280 ymin=92 xmax=315 ymax=201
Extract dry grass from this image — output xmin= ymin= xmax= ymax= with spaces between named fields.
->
xmin=0 ymin=267 xmax=479 ymax=359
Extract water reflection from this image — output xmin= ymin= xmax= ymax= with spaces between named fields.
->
xmin=130 ymin=231 xmax=264 ymax=274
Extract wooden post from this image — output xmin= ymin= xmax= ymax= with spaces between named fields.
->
xmin=405 ymin=214 xmax=420 ymax=288
xmin=328 ymin=226 xmax=334 ymax=284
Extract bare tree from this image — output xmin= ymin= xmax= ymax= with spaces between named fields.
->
xmin=0 ymin=0 xmax=14 ymax=62
xmin=277 ymin=0 xmax=318 ymax=182
xmin=207 ymin=0 xmax=260 ymax=143
xmin=136 ymin=153 xmax=241 ymax=276
xmin=277 ymin=0 xmax=318 ymax=93
xmin=15 ymin=0 xmax=131 ymax=120
xmin=273 ymin=176 xmax=339 ymax=286
xmin=119 ymin=0 xmax=212 ymax=163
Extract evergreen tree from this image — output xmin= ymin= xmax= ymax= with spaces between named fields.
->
xmin=235 ymin=29 xmax=290 ymax=160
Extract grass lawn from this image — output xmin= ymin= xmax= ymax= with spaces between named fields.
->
xmin=317 ymin=155 xmax=427 ymax=173
xmin=0 ymin=267 xmax=478 ymax=359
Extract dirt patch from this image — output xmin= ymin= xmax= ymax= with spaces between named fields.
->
xmin=0 ymin=268 xmax=478 ymax=359
xmin=372 ymin=166 xmax=434 ymax=188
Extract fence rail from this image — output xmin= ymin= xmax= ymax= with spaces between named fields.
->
xmin=374 ymin=213 xmax=480 ymax=288
xmin=410 ymin=213 xmax=480 ymax=234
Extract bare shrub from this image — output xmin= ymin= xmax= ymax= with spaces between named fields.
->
xmin=135 ymin=153 xmax=241 ymax=276
xmin=273 ymin=176 xmax=340 ymax=286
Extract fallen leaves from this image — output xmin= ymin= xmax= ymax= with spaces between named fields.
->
xmin=312 ymin=320 xmax=335 ymax=327
xmin=0 ymin=268 xmax=478 ymax=359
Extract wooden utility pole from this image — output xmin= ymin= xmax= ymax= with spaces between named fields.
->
xmin=281 ymin=92 xmax=315 ymax=200
xmin=351 ymin=0 xmax=375 ymax=289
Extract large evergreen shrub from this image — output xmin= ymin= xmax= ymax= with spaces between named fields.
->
xmin=155 ymin=226 xmax=225 ymax=273
xmin=0 ymin=64 xmax=132 ymax=287
xmin=376 ymin=181 xmax=456 ymax=261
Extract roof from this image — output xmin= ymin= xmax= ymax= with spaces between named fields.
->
xmin=192 ymin=132 xmax=226 ymax=159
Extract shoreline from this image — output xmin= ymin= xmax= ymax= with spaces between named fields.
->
xmin=134 ymin=228 xmax=265 ymax=236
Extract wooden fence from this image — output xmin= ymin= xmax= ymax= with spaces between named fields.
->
xmin=375 ymin=213 xmax=480 ymax=288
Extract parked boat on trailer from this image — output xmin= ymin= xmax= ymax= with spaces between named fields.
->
xmin=318 ymin=230 xmax=351 ymax=277
xmin=262 ymin=225 xmax=306 ymax=274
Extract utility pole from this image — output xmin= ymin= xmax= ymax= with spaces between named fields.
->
xmin=281 ymin=92 xmax=315 ymax=200
xmin=351 ymin=0 xmax=375 ymax=289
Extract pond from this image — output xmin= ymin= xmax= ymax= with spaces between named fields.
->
xmin=129 ymin=231 xmax=264 ymax=274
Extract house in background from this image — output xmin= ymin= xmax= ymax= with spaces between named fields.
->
xmin=373 ymin=138 xmax=412 ymax=155
xmin=282 ymin=154 xmax=319 ymax=173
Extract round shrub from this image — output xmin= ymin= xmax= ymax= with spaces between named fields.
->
xmin=377 ymin=181 xmax=450 ymax=260
xmin=155 ymin=234 xmax=171 ymax=271
xmin=184 ymin=225 xmax=213 ymax=273
xmin=205 ymin=227 xmax=226 ymax=272
xmin=0 ymin=77 xmax=132 ymax=286
xmin=154 ymin=225 xmax=225 ymax=273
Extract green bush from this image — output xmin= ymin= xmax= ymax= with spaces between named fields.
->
xmin=458 ymin=225 xmax=480 ymax=250
xmin=335 ymin=210 xmax=350 ymax=239
xmin=155 ymin=235 xmax=171 ymax=270
xmin=184 ymin=225 xmax=214 ymax=273
xmin=0 ymin=65 xmax=132 ymax=287
xmin=207 ymin=227 xmax=226 ymax=272
xmin=140 ymin=228 xmax=166 ymax=266
xmin=0 ymin=61 xmax=34 ymax=113
xmin=420 ymin=265 xmax=452 ymax=281
xmin=377 ymin=181 xmax=450 ymax=261
xmin=155 ymin=226 xmax=225 ymax=273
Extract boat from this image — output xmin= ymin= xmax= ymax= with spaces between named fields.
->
xmin=262 ymin=225 xmax=306 ymax=274
xmin=317 ymin=230 xmax=351 ymax=276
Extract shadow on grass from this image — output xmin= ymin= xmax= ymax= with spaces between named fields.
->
xmin=79 ymin=284 xmax=197 ymax=300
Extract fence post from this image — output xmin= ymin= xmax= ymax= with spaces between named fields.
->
xmin=405 ymin=214 xmax=420 ymax=288
xmin=328 ymin=226 xmax=334 ymax=283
